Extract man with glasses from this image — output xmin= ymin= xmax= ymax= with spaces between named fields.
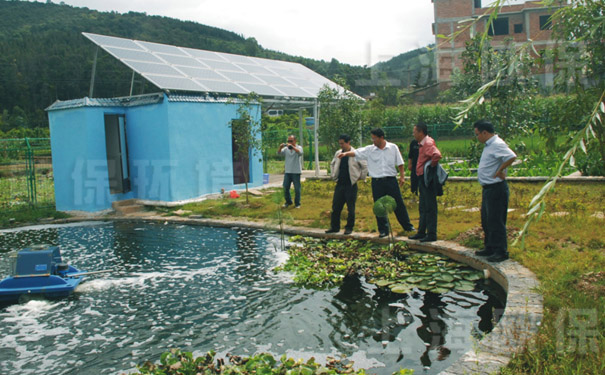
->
xmin=339 ymin=128 xmax=415 ymax=238
xmin=474 ymin=120 xmax=517 ymax=262
xmin=278 ymin=135 xmax=303 ymax=208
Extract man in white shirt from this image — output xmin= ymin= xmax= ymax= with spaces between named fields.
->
xmin=339 ymin=128 xmax=415 ymax=238
xmin=474 ymin=120 xmax=517 ymax=262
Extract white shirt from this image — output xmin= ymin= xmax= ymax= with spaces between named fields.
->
xmin=478 ymin=135 xmax=516 ymax=186
xmin=354 ymin=141 xmax=404 ymax=178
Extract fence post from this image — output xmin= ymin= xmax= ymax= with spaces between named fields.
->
xmin=24 ymin=137 xmax=37 ymax=206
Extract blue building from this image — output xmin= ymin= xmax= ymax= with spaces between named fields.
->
xmin=47 ymin=33 xmax=348 ymax=212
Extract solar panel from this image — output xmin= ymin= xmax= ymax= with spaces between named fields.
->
xmin=125 ymin=61 xmax=184 ymax=77
xmin=194 ymin=79 xmax=248 ymax=94
xmin=145 ymin=75 xmax=206 ymax=91
xmin=83 ymin=32 xmax=349 ymax=99
xmin=235 ymin=64 xmax=274 ymax=75
xmin=156 ymin=54 xmax=206 ymax=68
xmin=137 ymin=41 xmax=189 ymax=56
xmin=200 ymin=59 xmax=245 ymax=72
xmin=177 ymin=66 xmax=226 ymax=81
xmin=238 ymin=83 xmax=285 ymax=97
xmin=105 ymin=47 xmax=164 ymax=64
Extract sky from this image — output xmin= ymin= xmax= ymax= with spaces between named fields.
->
xmin=36 ymin=0 xmax=437 ymax=66
xmin=31 ymin=1 xmax=530 ymax=66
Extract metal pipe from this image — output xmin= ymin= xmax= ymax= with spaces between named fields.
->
xmin=298 ymin=109 xmax=304 ymax=168
xmin=314 ymin=101 xmax=320 ymax=177
xmin=89 ymin=46 xmax=98 ymax=98
xmin=129 ymin=70 xmax=135 ymax=96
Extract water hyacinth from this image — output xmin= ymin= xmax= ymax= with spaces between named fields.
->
xmin=275 ymin=236 xmax=484 ymax=294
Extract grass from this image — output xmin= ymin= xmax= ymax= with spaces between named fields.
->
xmin=0 ymin=205 xmax=70 ymax=228
xmin=181 ymin=179 xmax=605 ymax=374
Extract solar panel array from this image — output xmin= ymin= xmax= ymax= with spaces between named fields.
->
xmin=83 ymin=32 xmax=341 ymax=99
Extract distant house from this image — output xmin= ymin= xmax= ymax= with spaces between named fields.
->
xmin=46 ymin=33 xmax=348 ymax=212
xmin=431 ymin=0 xmax=566 ymax=88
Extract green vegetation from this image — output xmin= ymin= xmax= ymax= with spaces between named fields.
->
xmin=0 ymin=206 xmax=69 ymax=228
xmin=275 ymin=236 xmax=483 ymax=294
xmin=132 ymin=349 xmax=413 ymax=375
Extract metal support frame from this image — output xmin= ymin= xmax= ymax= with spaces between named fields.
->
xmin=313 ymin=101 xmax=320 ymax=177
xmin=129 ymin=70 xmax=135 ymax=96
xmin=89 ymin=46 xmax=98 ymax=98
xmin=298 ymin=109 xmax=304 ymax=168
xmin=24 ymin=138 xmax=37 ymax=205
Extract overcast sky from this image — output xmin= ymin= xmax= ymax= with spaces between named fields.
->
xmin=31 ymin=0 xmax=435 ymax=66
xmin=33 ymin=1 xmax=529 ymax=66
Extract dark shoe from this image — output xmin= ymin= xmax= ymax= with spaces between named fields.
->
xmin=378 ymin=232 xmax=389 ymax=238
xmin=420 ymin=236 xmax=437 ymax=243
xmin=487 ymin=253 xmax=509 ymax=263
xmin=404 ymin=226 xmax=416 ymax=232
xmin=476 ymin=249 xmax=494 ymax=257
xmin=409 ymin=233 xmax=426 ymax=240
xmin=343 ymin=229 xmax=353 ymax=235
xmin=325 ymin=228 xmax=339 ymax=234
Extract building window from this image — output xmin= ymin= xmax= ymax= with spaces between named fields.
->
xmin=488 ymin=17 xmax=509 ymax=36
xmin=514 ymin=23 xmax=524 ymax=33
xmin=474 ymin=0 xmax=482 ymax=8
xmin=539 ymin=15 xmax=552 ymax=30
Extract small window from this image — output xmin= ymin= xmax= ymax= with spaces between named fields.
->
xmin=474 ymin=0 xmax=482 ymax=8
xmin=539 ymin=15 xmax=552 ymax=30
xmin=488 ymin=18 xmax=509 ymax=36
xmin=514 ymin=23 xmax=524 ymax=33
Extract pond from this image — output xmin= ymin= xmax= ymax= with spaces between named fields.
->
xmin=0 ymin=221 xmax=505 ymax=375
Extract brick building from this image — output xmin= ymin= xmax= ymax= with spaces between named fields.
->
xmin=431 ymin=0 xmax=567 ymax=88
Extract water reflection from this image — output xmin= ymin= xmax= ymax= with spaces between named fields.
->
xmin=0 ymin=222 xmax=505 ymax=375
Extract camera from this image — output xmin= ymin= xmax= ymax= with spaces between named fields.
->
xmin=288 ymin=145 xmax=293 ymax=150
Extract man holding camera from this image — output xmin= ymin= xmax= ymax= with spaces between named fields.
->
xmin=278 ymin=135 xmax=303 ymax=208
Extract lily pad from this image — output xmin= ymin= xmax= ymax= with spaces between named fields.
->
xmin=430 ymin=287 xmax=450 ymax=294
xmin=463 ymin=272 xmax=483 ymax=281
xmin=455 ymin=281 xmax=476 ymax=291
xmin=390 ymin=283 xmax=413 ymax=294
xmin=405 ymin=276 xmax=424 ymax=284
xmin=437 ymin=282 xmax=455 ymax=289
xmin=435 ymin=273 xmax=455 ymax=282
xmin=374 ymin=279 xmax=394 ymax=287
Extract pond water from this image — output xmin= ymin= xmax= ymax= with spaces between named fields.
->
xmin=0 ymin=222 xmax=505 ymax=375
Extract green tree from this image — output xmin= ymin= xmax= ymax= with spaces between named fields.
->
xmin=229 ymin=93 xmax=263 ymax=204
xmin=317 ymin=79 xmax=364 ymax=155
xmin=449 ymin=35 xmax=538 ymax=138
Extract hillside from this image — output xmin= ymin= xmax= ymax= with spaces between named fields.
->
xmin=372 ymin=45 xmax=435 ymax=88
xmin=0 ymin=0 xmax=433 ymax=131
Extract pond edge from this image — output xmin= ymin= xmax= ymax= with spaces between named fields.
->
xmin=56 ymin=215 xmax=542 ymax=375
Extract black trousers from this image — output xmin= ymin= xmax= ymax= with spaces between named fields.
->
xmin=418 ymin=177 xmax=438 ymax=237
xmin=329 ymin=183 xmax=358 ymax=231
xmin=481 ymin=181 xmax=509 ymax=255
xmin=371 ymin=177 xmax=413 ymax=234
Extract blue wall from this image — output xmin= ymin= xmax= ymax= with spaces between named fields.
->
xmin=49 ymin=106 xmax=134 ymax=212
xmin=48 ymin=97 xmax=262 ymax=212
xmin=165 ymin=101 xmax=262 ymax=201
